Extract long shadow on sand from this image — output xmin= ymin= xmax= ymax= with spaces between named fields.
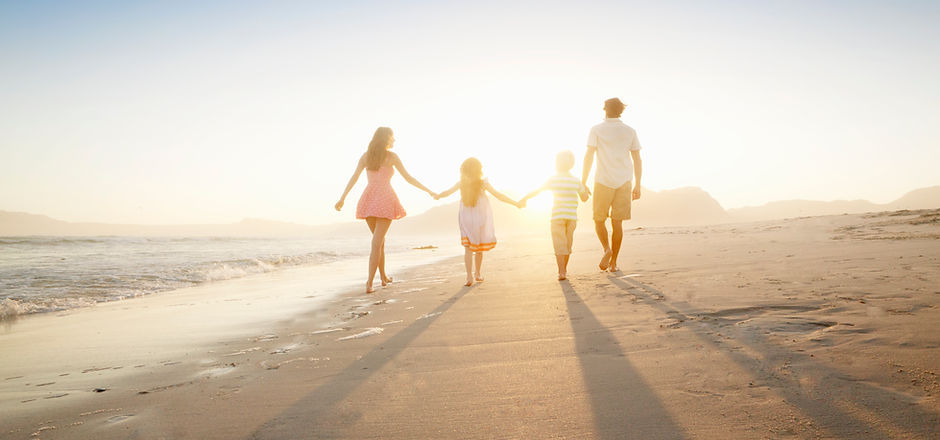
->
xmin=561 ymin=282 xmax=687 ymax=440
xmin=249 ymin=285 xmax=474 ymax=439
xmin=610 ymin=275 xmax=939 ymax=439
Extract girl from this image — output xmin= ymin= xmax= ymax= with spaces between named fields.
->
xmin=435 ymin=158 xmax=522 ymax=286
xmin=335 ymin=127 xmax=436 ymax=293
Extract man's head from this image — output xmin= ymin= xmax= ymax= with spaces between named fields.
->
xmin=556 ymin=150 xmax=575 ymax=173
xmin=604 ymin=97 xmax=626 ymax=118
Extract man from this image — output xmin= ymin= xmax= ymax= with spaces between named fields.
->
xmin=581 ymin=97 xmax=643 ymax=272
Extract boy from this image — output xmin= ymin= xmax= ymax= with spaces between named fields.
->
xmin=521 ymin=150 xmax=589 ymax=280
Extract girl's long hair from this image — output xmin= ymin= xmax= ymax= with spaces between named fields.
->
xmin=460 ymin=157 xmax=484 ymax=207
xmin=365 ymin=127 xmax=393 ymax=171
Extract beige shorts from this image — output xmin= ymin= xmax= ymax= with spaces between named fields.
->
xmin=593 ymin=181 xmax=632 ymax=222
xmin=551 ymin=219 xmax=577 ymax=255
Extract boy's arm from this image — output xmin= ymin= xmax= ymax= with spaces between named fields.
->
xmin=520 ymin=180 xmax=551 ymax=202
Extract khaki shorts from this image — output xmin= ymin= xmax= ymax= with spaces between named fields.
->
xmin=593 ymin=181 xmax=632 ymax=222
xmin=550 ymin=219 xmax=577 ymax=255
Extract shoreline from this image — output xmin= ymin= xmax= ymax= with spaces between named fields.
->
xmin=2 ymin=211 xmax=939 ymax=439
xmin=0 ymin=247 xmax=458 ymax=420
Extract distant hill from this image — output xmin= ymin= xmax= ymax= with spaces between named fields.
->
xmin=887 ymin=186 xmax=940 ymax=210
xmin=727 ymin=186 xmax=940 ymax=222
xmin=0 ymin=211 xmax=324 ymax=237
xmin=3 ymin=185 xmax=938 ymax=236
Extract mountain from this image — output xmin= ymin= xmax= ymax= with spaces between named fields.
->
xmin=887 ymin=186 xmax=940 ymax=210
xmin=727 ymin=199 xmax=881 ymax=222
xmin=3 ymin=185 xmax=938 ymax=236
xmin=0 ymin=211 xmax=324 ymax=237
xmin=726 ymin=186 xmax=940 ymax=222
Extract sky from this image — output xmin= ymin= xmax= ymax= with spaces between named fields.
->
xmin=1 ymin=0 xmax=938 ymax=226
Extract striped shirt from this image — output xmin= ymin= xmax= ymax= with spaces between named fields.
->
xmin=547 ymin=174 xmax=585 ymax=221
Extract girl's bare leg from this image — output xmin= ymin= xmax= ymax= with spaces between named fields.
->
xmin=555 ymin=254 xmax=567 ymax=280
xmin=367 ymin=218 xmax=392 ymax=293
xmin=474 ymin=252 xmax=484 ymax=281
xmin=464 ymin=247 xmax=474 ymax=286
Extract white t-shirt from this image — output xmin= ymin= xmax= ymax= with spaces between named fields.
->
xmin=587 ymin=118 xmax=642 ymax=188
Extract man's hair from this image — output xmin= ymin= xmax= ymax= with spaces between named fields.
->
xmin=556 ymin=150 xmax=575 ymax=173
xmin=604 ymin=97 xmax=625 ymax=118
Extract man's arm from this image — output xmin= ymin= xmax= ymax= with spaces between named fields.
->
xmin=581 ymin=147 xmax=596 ymax=195
xmin=631 ymin=149 xmax=642 ymax=200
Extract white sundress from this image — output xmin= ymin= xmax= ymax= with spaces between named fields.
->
xmin=458 ymin=188 xmax=496 ymax=252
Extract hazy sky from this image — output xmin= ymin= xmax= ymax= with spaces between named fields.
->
xmin=1 ymin=0 xmax=938 ymax=225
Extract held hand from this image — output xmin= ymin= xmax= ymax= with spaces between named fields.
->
xmin=334 ymin=200 xmax=344 ymax=211
xmin=517 ymin=199 xmax=526 ymax=209
xmin=433 ymin=193 xmax=441 ymax=200
xmin=579 ymin=191 xmax=589 ymax=202
xmin=632 ymin=186 xmax=641 ymax=200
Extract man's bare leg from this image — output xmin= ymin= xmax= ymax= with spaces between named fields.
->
xmin=609 ymin=219 xmax=624 ymax=272
xmin=594 ymin=220 xmax=612 ymax=270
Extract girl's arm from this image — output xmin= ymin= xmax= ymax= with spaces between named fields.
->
xmin=390 ymin=152 xmax=436 ymax=198
xmin=484 ymin=180 xmax=523 ymax=208
xmin=434 ymin=182 xmax=460 ymax=200
xmin=335 ymin=154 xmax=367 ymax=210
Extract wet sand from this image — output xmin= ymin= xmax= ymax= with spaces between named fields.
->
xmin=2 ymin=210 xmax=939 ymax=439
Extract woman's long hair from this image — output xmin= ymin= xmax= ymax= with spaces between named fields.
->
xmin=365 ymin=127 xmax=393 ymax=171
xmin=460 ymin=157 xmax=484 ymax=207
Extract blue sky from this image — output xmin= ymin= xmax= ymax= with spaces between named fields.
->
xmin=1 ymin=1 xmax=938 ymax=224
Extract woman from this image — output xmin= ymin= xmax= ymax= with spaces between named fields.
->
xmin=335 ymin=127 xmax=436 ymax=293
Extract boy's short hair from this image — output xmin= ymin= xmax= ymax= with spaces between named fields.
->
xmin=556 ymin=150 xmax=575 ymax=172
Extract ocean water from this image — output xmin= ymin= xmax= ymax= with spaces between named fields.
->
xmin=0 ymin=234 xmax=449 ymax=319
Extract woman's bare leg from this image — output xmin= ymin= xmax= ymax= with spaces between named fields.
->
xmin=366 ymin=218 xmax=392 ymax=286
xmin=366 ymin=218 xmax=392 ymax=293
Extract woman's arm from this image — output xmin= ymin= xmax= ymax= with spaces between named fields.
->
xmin=484 ymin=180 xmax=523 ymax=208
xmin=434 ymin=182 xmax=460 ymax=200
xmin=390 ymin=152 xmax=436 ymax=197
xmin=335 ymin=155 xmax=367 ymax=210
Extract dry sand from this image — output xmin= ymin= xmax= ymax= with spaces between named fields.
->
xmin=2 ymin=209 xmax=939 ymax=439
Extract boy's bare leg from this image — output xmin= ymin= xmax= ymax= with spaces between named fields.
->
xmin=474 ymin=252 xmax=484 ymax=281
xmin=555 ymin=254 xmax=567 ymax=280
xmin=609 ymin=219 xmax=623 ymax=272
xmin=594 ymin=220 xmax=612 ymax=270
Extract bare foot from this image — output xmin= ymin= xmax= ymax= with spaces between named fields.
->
xmin=599 ymin=249 xmax=612 ymax=271
xmin=366 ymin=284 xmax=375 ymax=294
xmin=381 ymin=276 xmax=393 ymax=287
xmin=464 ymin=279 xmax=474 ymax=287
xmin=474 ymin=274 xmax=484 ymax=282
xmin=608 ymin=265 xmax=620 ymax=273
xmin=558 ymin=273 xmax=567 ymax=281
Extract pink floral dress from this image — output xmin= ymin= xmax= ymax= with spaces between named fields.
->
xmin=356 ymin=166 xmax=407 ymax=220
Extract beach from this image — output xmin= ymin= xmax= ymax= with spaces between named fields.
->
xmin=2 ymin=210 xmax=939 ymax=439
